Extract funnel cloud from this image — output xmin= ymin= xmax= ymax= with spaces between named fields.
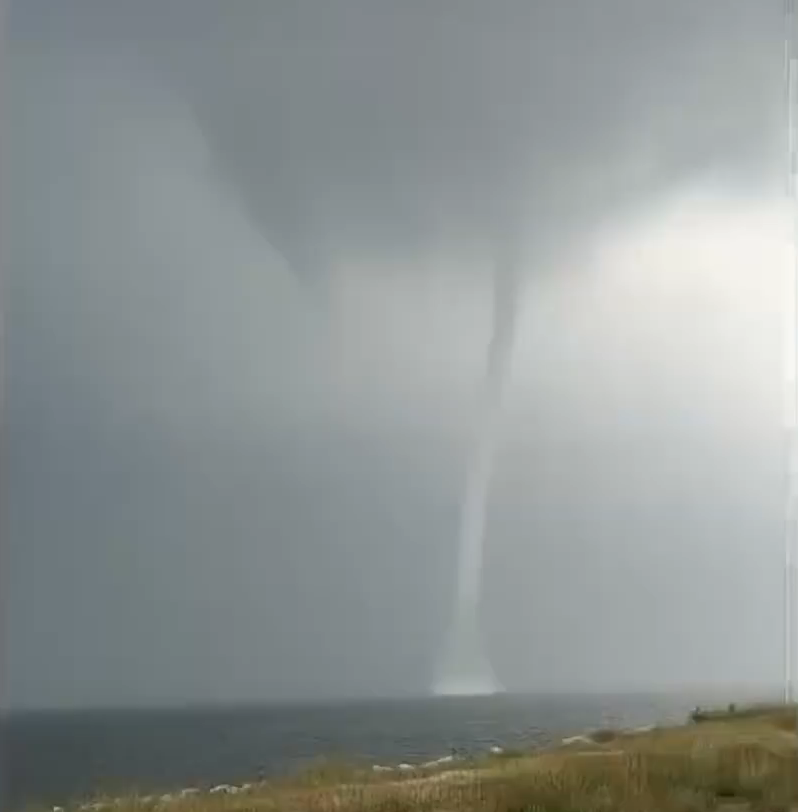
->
xmin=434 ymin=239 xmax=521 ymax=696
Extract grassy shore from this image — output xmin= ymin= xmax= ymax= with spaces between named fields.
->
xmin=38 ymin=704 xmax=798 ymax=812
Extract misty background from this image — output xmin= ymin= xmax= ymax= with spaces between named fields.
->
xmin=3 ymin=0 xmax=789 ymax=708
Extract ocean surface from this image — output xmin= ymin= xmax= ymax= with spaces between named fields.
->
xmin=2 ymin=692 xmax=747 ymax=810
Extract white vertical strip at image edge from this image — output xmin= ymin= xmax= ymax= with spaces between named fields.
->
xmin=785 ymin=0 xmax=797 ymax=707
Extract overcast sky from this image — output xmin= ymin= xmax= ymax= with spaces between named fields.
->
xmin=4 ymin=0 xmax=790 ymax=709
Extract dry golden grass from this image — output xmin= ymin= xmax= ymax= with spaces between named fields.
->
xmin=36 ymin=705 xmax=798 ymax=812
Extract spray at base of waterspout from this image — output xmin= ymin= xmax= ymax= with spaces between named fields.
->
xmin=432 ymin=606 xmax=504 ymax=697
xmin=433 ymin=670 xmax=503 ymax=698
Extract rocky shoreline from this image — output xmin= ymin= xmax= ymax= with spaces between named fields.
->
xmin=51 ymin=723 xmax=673 ymax=812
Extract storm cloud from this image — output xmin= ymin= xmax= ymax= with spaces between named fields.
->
xmin=3 ymin=0 xmax=788 ymax=708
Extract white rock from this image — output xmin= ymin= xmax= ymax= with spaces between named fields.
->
xmin=561 ymin=735 xmax=592 ymax=746
xmin=490 ymin=746 xmax=503 ymax=754
xmin=420 ymin=755 xmax=455 ymax=768
xmin=397 ymin=763 xmax=414 ymax=771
